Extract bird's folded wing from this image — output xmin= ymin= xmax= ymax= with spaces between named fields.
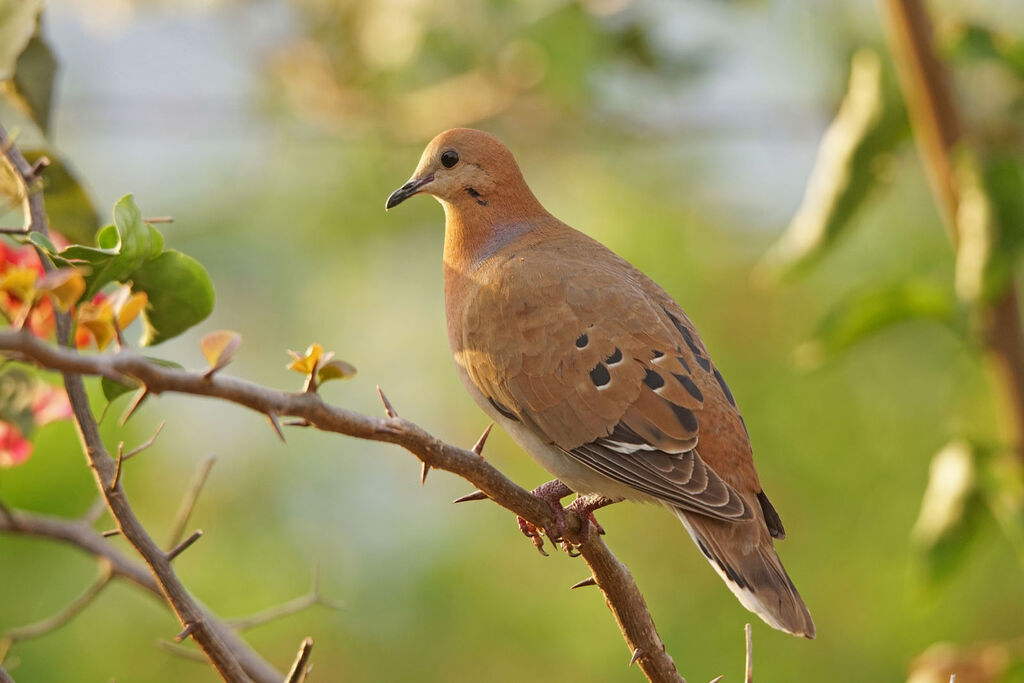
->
xmin=458 ymin=247 xmax=753 ymax=522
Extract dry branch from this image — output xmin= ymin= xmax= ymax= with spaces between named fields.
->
xmin=0 ymin=328 xmax=684 ymax=682
xmin=0 ymin=123 xmax=278 ymax=683
xmin=0 ymin=508 xmax=281 ymax=682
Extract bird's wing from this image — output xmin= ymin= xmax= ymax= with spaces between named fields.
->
xmin=456 ymin=241 xmax=757 ymax=523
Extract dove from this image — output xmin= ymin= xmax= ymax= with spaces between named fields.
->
xmin=386 ymin=128 xmax=814 ymax=638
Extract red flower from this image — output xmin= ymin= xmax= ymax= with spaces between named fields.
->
xmin=0 ymin=421 xmax=32 ymax=468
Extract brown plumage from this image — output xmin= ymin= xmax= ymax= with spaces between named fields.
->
xmin=386 ymin=128 xmax=815 ymax=638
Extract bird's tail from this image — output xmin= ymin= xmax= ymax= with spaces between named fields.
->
xmin=671 ymin=507 xmax=815 ymax=638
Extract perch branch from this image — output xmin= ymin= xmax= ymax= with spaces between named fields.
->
xmin=0 ymin=330 xmax=684 ymax=683
xmin=167 ymin=455 xmax=216 ymax=548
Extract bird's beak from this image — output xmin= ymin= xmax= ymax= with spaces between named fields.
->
xmin=385 ymin=174 xmax=435 ymax=210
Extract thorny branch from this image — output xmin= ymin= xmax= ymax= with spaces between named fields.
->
xmin=0 ymin=123 xmax=277 ymax=682
xmin=0 ymin=328 xmax=685 ymax=683
xmin=0 ymin=507 xmax=288 ymax=682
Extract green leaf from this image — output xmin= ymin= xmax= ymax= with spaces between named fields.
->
xmin=976 ymin=450 xmax=1024 ymax=573
xmin=952 ymin=150 xmax=1024 ymax=304
xmin=101 ymin=357 xmax=183 ymax=403
xmin=11 ymin=33 xmax=55 ymax=133
xmin=130 ymin=250 xmax=215 ymax=346
xmin=944 ymin=22 xmax=1024 ymax=81
xmin=0 ymin=0 xmax=44 ymax=81
xmin=911 ymin=441 xmax=990 ymax=588
xmin=24 ymin=230 xmax=55 ymax=254
xmin=796 ymin=280 xmax=957 ymax=369
xmin=61 ymin=194 xmax=158 ymax=299
xmin=756 ymin=49 xmax=910 ymax=282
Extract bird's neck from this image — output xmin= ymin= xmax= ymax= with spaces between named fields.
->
xmin=441 ymin=193 xmax=549 ymax=273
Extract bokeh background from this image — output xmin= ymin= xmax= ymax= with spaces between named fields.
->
xmin=2 ymin=0 xmax=1024 ymax=681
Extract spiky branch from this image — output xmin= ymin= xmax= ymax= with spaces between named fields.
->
xmin=0 ymin=326 xmax=685 ymax=682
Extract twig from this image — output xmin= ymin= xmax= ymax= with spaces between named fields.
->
xmin=167 ymin=455 xmax=216 ymax=548
xmin=0 ymin=330 xmax=685 ymax=683
xmin=157 ymin=639 xmax=208 ymax=663
xmin=124 ymin=420 xmax=167 ymax=461
xmin=285 ymin=637 xmax=314 ymax=683
xmin=745 ymin=623 xmax=753 ymax=683
xmin=228 ymin=567 xmax=342 ymax=632
xmin=0 ymin=507 xmax=280 ymax=682
xmin=0 ymin=564 xmax=112 ymax=660
xmin=80 ymin=496 xmax=107 ymax=525
xmin=0 ymin=123 xmax=264 ymax=683
xmin=880 ymin=0 xmax=1024 ymax=464
xmin=166 ymin=529 xmax=203 ymax=561
xmin=0 ymin=662 xmax=14 ymax=683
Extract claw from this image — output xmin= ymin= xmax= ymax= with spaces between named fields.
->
xmin=517 ymin=515 xmax=549 ymax=556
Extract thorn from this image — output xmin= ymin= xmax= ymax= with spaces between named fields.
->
xmin=570 ymin=576 xmax=597 ymax=590
xmin=708 ymin=677 xmax=724 ymax=683
xmin=471 ymin=423 xmax=493 ymax=457
xmin=420 ymin=462 xmax=431 ymax=486
xmin=629 ymin=647 xmax=643 ymax=667
xmin=166 ymin=529 xmax=203 ymax=561
xmin=123 ymin=421 xmax=167 ymax=460
xmin=119 ymin=387 xmax=149 ymax=426
xmin=266 ymin=412 xmax=286 ymax=443
xmin=174 ymin=622 xmax=195 ymax=642
xmin=376 ymin=385 xmax=397 ymax=418
xmin=29 ymin=156 xmax=50 ymax=177
xmin=101 ymin=529 xmax=121 ymax=538
xmin=109 ymin=443 xmax=126 ymax=492
xmin=452 ymin=490 xmax=488 ymax=504
xmin=143 ymin=216 xmax=174 ymax=223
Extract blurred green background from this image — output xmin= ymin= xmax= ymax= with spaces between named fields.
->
xmin=2 ymin=0 xmax=1024 ymax=681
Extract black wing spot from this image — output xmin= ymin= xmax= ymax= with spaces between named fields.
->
xmin=669 ymin=403 xmax=698 ymax=432
xmin=676 ymin=355 xmax=691 ymax=373
xmin=643 ymin=368 xmax=665 ymax=390
xmin=487 ymin=396 xmax=519 ymax=422
xmin=694 ymin=355 xmax=711 ymax=372
xmin=713 ymin=368 xmax=736 ymax=407
xmin=758 ymin=490 xmax=786 ymax=539
xmin=575 ymin=333 xmax=589 ymax=349
xmin=673 ymin=373 xmax=703 ymax=402
xmin=605 ymin=347 xmax=623 ymax=365
xmin=589 ymin=363 xmax=611 ymax=388
xmin=651 ymin=350 xmax=664 ymax=359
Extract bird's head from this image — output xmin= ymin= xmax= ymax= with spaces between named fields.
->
xmin=385 ymin=128 xmax=528 ymax=211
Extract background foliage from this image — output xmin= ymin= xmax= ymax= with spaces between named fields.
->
xmin=2 ymin=0 xmax=1024 ymax=681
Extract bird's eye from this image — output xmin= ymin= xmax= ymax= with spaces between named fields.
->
xmin=441 ymin=149 xmax=459 ymax=168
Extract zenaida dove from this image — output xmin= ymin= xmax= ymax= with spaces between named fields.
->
xmin=386 ymin=128 xmax=815 ymax=638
